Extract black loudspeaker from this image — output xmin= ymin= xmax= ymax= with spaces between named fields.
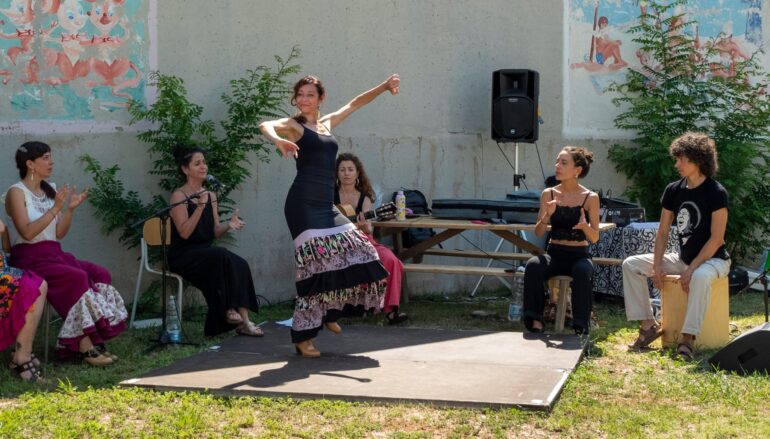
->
xmin=492 ymin=69 xmax=539 ymax=143
xmin=709 ymin=322 xmax=770 ymax=374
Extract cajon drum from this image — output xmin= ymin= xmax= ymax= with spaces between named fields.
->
xmin=661 ymin=275 xmax=729 ymax=348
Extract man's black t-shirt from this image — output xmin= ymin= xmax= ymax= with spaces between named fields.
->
xmin=661 ymin=177 xmax=729 ymax=265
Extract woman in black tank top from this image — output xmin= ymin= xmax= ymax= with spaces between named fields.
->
xmin=522 ymin=147 xmax=600 ymax=335
xmin=259 ymin=74 xmax=401 ymax=357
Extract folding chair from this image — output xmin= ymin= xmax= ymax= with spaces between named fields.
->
xmin=129 ymin=217 xmax=184 ymax=328
xmin=42 ymin=301 xmax=61 ymax=367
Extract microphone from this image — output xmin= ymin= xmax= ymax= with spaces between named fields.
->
xmin=206 ymin=174 xmax=225 ymax=189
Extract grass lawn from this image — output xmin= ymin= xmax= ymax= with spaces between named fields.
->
xmin=1 ymin=289 xmax=770 ymax=438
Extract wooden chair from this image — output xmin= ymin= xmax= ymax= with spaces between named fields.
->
xmin=546 ymin=276 xmax=573 ymax=332
xmin=41 ymin=302 xmax=62 ymax=368
xmin=129 ymin=217 xmax=184 ymax=328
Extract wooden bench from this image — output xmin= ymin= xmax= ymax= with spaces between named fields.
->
xmin=661 ymin=275 xmax=729 ymax=349
xmin=402 ymin=263 xmax=523 ymax=278
xmin=422 ymin=249 xmax=622 ymax=266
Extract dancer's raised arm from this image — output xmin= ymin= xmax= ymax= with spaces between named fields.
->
xmin=258 ymin=117 xmax=302 ymax=160
xmin=322 ymin=74 xmax=400 ymax=129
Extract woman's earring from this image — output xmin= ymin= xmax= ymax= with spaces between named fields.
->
xmin=336 ymin=178 xmax=340 ymax=187
xmin=355 ymin=178 xmax=360 ymax=186
xmin=29 ymin=169 xmax=34 ymax=184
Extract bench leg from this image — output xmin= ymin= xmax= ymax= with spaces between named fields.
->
xmin=401 ymin=271 xmax=409 ymax=304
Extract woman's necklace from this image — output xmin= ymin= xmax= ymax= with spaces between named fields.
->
xmin=22 ymin=180 xmax=45 ymax=199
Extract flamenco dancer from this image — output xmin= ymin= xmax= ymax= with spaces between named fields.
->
xmin=259 ymin=73 xmax=400 ymax=357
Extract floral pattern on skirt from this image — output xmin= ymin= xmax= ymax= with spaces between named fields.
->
xmin=295 ymin=228 xmax=375 ymax=267
xmin=57 ymin=283 xmax=128 ymax=351
xmin=295 ymin=235 xmax=380 ymax=282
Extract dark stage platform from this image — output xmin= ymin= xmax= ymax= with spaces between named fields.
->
xmin=121 ymin=323 xmax=587 ymax=410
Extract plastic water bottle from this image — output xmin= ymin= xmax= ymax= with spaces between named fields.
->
xmin=515 ymin=266 xmax=525 ymax=296
xmin=395 ymin=190 xmax=406 ymax=220
xmin=508 ymin=266 xmax=526 ymax=321
xmin=165 ymin=295 xmax=181 ymax=343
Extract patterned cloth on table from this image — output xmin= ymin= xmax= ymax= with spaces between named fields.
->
xmin=590 ymin=224 xmax=680 ymax=298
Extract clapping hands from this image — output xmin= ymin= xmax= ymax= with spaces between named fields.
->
xmin=572 ymin=209 xmax=589 ymax=231
xmin=68 ymin=186 xmax=89 ymax=210
xmin=544 ymin=192 xmax=560 ymax=217
xmin=228 ymin=208 xmax=245 ymax=231
xmin=54 ymin=184 xmax=89 ymax=211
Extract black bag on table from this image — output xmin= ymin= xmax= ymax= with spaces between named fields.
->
xmin=392 ymin=189 xmax=436 ymax=262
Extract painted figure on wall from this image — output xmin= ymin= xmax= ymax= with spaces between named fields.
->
xmin=0 ymin=0 xmax=148 ymax=120
xmin=0 ymin=0 xmax=38 ymax=84
xmin=86 ymin=0 xmax=140 ymax=105
xmin=43 ymin=0 xmax=91 ymax=85
xmin=566 ymin=0 xmax=766 ymax=135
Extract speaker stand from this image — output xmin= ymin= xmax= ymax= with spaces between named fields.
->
xmin=513 ymin=142 xmax=526 ymax=190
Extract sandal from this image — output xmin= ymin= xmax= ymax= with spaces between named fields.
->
xmin=677 ymin=341 xmax=695 ymax=361
xmin=225 ymin=309 xmax=243 ymax=325
xmin=82 ymin=348 xmax=114 ymax=367
xmin=236 ymin=321 xmax=264 ymax=337
xmin=95 ymin=344 xmax=119 ymax=362
xmin=8 ymin=352 xmax=41 ymax=370
xmin=630 ymin=323 xmax=663 ymax=349
xmin=386 ymin=309 xmax=408 ymax=325
xmin=13 ymin=358 xmax=47 ymax=383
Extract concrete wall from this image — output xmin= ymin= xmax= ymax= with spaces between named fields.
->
xmin=1 ymin=0 xmax=637 ymax=302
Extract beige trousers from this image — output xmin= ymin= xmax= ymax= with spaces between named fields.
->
xmin=622 ymin=253 xmax=730 ymax=336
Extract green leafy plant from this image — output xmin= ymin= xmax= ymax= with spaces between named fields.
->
xmin=81 ymin=47 xmax=301 ymax=249
xmin=608 ymin=0 xmax=770 ymax=260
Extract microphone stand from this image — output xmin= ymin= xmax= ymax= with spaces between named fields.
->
xmin=130 ymin=189 xmax=207 ymax=350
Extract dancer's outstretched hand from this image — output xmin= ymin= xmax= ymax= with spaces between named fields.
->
xmin=385 ymin=74 xmax=400 ymax=95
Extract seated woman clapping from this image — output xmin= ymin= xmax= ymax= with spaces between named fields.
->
xmin=1 ymin=218 xmax=49 ymax=382
xmin=335 ymin=153 xmax=408 ymax=324
xmin=167 ymin=146 xmax=262 ymax=337
xmin=522 ymin=146 xmax=600 ymax=335
xmin=5 ymin=141 xmax=127 ymax=367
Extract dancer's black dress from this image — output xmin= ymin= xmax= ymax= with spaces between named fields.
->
xmin=168 ymin=197 xmax=260 ymax=336
xmin=286 ymin=127 xmax=387 ymax=343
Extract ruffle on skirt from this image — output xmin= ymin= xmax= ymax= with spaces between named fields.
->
xmin=56 ymin=283 xmax=128 ymax=352
xmin=291 ymin=224 xmax=388 ymax=333
xmin=292 ymin=279 xmax=387 ymax=332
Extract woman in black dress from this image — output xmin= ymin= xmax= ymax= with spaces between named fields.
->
xmin=168 ymin=146 xmax=262 ymax=337
xmin=259 ymin=73 xmax=400 ymax=357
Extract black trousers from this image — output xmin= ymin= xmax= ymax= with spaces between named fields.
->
xmin=522 ymin=244 xmax=594 ymax=333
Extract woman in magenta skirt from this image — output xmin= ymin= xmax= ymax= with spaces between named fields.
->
xmin=1 ymin=218 xmax=48 ymax=382
xmin=5 ymin=141 xmax=127 ymax=367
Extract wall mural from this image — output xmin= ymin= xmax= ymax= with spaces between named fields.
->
xmin=0 ymin=0 xmax=148 ymax=122
xmin=566 ymin=0 xmax=764 ymax=136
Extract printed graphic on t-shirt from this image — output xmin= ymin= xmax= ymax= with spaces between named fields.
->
xmin=676 ymin=201 xmax=701 ymax=246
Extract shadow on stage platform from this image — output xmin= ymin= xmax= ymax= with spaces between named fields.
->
xmin=121 ymin=322 xmax=587 ymax=410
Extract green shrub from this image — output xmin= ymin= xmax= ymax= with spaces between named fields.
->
xmin=81 ymin=47 xmax=301 ymax=249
